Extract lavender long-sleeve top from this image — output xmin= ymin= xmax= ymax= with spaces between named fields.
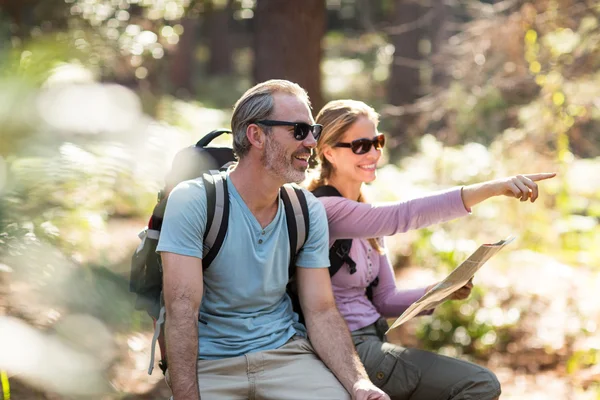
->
xmin=319 ymin=187 xmax=470 ymax=332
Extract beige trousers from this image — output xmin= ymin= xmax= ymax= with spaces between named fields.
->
xmin=167 ymin=336 xmax=351 ymax=400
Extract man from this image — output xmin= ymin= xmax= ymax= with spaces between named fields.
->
xmin=157 ymin=80 xmax=389 ymax=399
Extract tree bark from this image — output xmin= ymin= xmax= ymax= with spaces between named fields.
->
xmin=356 ymin=0 xmax=375 ymax=32
xmin=430 ymin=1 xmax=452 ymax=87
xmin=387 ymin=0 xmax=423 ymax=106
xmin=253 ymin=0 xmax=326 ymax=111
xmin=206 ymin=0 xmax=234 ymax=76
xmin=169 ymin=16 xmax=199 ymax=97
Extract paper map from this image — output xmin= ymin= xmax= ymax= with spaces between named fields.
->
xmin=386 ymin=236 xmax=516 ymax=334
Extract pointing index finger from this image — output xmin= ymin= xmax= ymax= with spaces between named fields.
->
xmin=524 ymin=172 xmax=557 ymax=182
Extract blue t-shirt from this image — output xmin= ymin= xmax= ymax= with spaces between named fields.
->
xmin=156 ymin=174 xmax=330 ymax=360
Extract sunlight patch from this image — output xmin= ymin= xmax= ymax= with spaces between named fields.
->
xmin=37 ymin=83 xmax=142 ymax=135
xmin=0 ymin=316 xmax=111 ymax=396
xmin=0 ymin=156 xmax=6 ymax=193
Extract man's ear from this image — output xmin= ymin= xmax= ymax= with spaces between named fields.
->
xmin=246 ymin=124 xmax=266 ymax=149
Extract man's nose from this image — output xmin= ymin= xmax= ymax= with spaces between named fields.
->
xmin=302 ymin=131 xmax=317 ymax=148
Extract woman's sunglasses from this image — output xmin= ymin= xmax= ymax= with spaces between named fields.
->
xmin=334 ymin=134 xmax=385 ymax=155
xmin=256 ymin=120 xmax=323 ymax=141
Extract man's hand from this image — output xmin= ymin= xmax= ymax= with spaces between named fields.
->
xmin=352 ymin=379 xmax=390 ymax=400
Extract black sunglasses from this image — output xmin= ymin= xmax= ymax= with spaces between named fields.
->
xmin=256 ymin=120 xmax=323 ymax=141
xmin=334 ymin=134 xmax=385 ymax=155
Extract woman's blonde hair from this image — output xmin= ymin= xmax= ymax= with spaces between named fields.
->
xmin=308 ymin=99 xmax=384 ymax=254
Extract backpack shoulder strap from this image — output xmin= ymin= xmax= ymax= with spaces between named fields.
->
xmin=202 ymin=170 xmax=229 ymax=269
xmin=311 ymin=184 xmax=343 ymax=198
xmin=329 ymin=239 xmax=356 ymax=277
xmin=366 ymin=276 xmax=379 ymax=302
xmin=311 ymin=185 xmax=356 ymax=277
xmin=280 ymin=184 xmax=309 ymax=278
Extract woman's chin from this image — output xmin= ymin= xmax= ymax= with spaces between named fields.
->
xmin=359 ymin=172 xmax=377 ymax=184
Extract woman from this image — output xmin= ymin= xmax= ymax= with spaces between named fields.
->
xmin=308 ymin=99 xmax=555 ymax=400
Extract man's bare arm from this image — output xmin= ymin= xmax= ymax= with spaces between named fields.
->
xmin=296 ymin=267 xmax=386 ymax=399
xmin=161 ymin=252 xmax=204 ymax=399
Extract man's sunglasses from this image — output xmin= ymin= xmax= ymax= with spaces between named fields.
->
xmin=256 ymin=120 xmax=323 ymax=141
xmin=334 ymin=134 xmax=385 ymax=155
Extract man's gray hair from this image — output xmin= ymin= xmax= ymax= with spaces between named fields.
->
xmin=231 ymin=79 xmax=311 ymax=159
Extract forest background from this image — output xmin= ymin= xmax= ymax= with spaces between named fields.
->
xmin=0 ymin=0 xmax=599 ymax=399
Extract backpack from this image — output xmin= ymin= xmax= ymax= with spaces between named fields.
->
xmin=311 ymin=185 xmax=379 ymax=300
xmin=129 ymin=129 xmax=310 ymax=375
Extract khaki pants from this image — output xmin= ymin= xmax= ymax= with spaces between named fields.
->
xmin=352 ymin=320 xmax=501 ymax=400
xmin=167 ymin=336 xmax=350 ymax=400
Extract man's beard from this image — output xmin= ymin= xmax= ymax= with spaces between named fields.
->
xmin=262 ymin=136 xmax=308 ymax=184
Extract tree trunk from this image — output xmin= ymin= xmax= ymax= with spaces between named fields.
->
xmin=253 ymin=0 xmax=326 ymax=111
xmin=429 ymin=1 xmax=452 ymax=88
xmin=387 ymin=0 xmax=423 ymax=106
xmin=385 ymin=0 xmax=426 ymax=158
xmin=206 ymin=0 xmax=234 ymax=76
xmin=169 ymin=16 xmax=199 ymax=97
xmin=0 ymin=0 xmax=40 ymax=40
xmin=356 ymin=0 xmax=375 ymax=32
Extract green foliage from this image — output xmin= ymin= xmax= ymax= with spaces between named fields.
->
xmin=2 ymin=142 xmax=158 ymax=256
xmin=407 ymin=2 xmax=600 ymax=165
xmin=322 ymin=31 xmax=391 ymax=108
xmin=445 ymin=83 xmax=509 ymax=145
xmin=417 ymin=288 xmax=498 ymax=357
xmin=192 ymin=74 xmax=251 ymax=110
xmin=567 ymin=348 xmax=600 ymax=375
xmin=47 ymin=264 xmax=147 ymax=331
xmin=30 ymin=0 xmax=194 ymax=81
xmin=409 ymin=228 xmax=467 ymax=274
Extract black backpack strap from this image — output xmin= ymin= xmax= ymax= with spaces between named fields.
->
xmin=311 ymin=184 xmax=343 ymax=198
xmin=280 ymin=184 xmax=309 ymax=278
xmin=202 ymin=170 xmax=229 ymax=269
xmin=329 ymin=240 xmax=356 ymax=276
xmin=311 ymin=185 xmax=357 ymax=277
xmin=195 ymin=129 xmax=232 ymax=147
xmin=366 ymin=276 xmax=379 ymax=302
